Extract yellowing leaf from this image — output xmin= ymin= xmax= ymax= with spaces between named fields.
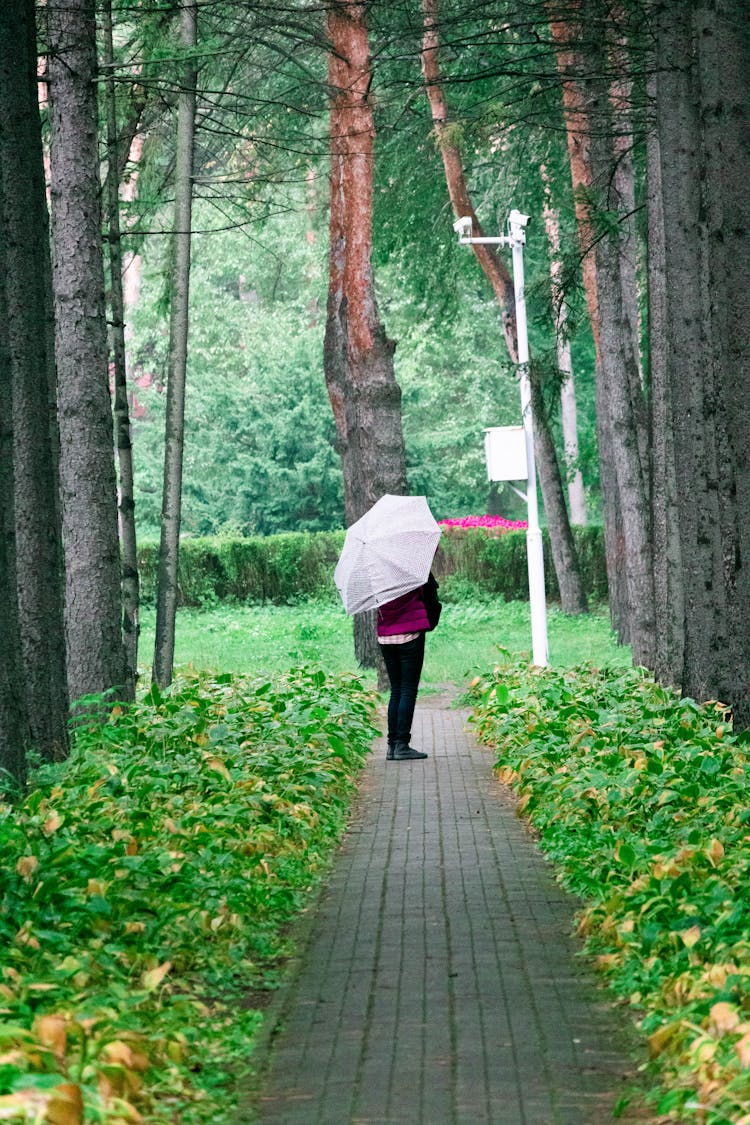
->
xmin=141 ymin=961 xmax=172 ymax=991
xmin=16 ymin=856 xmax=38 ymax=881
xmin=112 ymin=829 xmax=131 ymax=843
xmin=205 ymin=757 xmax=231 ymax=780
xmin=87 ymin=879 xmax=107 ymax=897
xmin=595 ymin=954 xmax=619 ymax=972
xmin=705 ymin=838 xmax=725 ymax=865
xmin=102 ymin=1040 xmax=135 ymax=1067
xmin=33 ymin=1015 xmax=67 ymax=1060
xmin=124 ymin=922 xmax=146 ymax=935
xmin=709 ymin=1001 xmax=740 ymax=1034
xmin=694 ymin=1038 xmax=717 ymax=1064
xmin=130 ymin=1051 xmax=150 ymax=1073
xmin=46 ymin=1083 xmax=84 ymax=1125
xmin=14 ymin=926 xmax=40 ymax=950
xmin=681 ymin=925 xmax=702 ymax=949
xmin=43 ymin=811 xmax=63 ymax=836
xmin=648 ymin=1020 xmax=681 ymax=1058
xmin=0 ymin=1090 xmax=50 ymax=1117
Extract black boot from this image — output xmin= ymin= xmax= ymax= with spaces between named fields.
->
xmin=386 ymin=739 xmax=396 ymax=761
xmin=393 ymin=739 xmax=428 ymax=761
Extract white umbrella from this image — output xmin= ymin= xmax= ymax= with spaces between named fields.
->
xmin=334 ymin=494 xmax=441 ymax=615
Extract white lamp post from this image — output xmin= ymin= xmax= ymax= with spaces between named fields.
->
xmin=453 ymin=209 xmax=549 ymax=666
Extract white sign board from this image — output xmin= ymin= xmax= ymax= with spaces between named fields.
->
xmin=484 ymin=425 xmax=528 ymax=482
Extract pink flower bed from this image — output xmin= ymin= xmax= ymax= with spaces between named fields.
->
xmin=439 ymin=515 xmax=527 ymax=532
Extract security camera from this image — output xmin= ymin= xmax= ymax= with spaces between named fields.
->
xmin=508 ymin=209 xmax=530 ymax=229
xmin=453 ymin=216 xmax=473 ymax=239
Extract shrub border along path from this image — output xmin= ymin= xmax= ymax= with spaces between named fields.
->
xmin=468 ymin=658 xmax=750 ymax=1125
xmin=0 ymin=667 xmax=378 ymax=1124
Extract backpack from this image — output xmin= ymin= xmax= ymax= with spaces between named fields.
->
xmin=422 ymin=572 xmax=442 ymax=631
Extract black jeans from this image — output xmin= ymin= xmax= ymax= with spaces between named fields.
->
xmin=379 ymin=633 xmax=426 ymax=743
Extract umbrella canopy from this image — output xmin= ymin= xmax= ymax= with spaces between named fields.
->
xmin=334 ymin=494 xmax=441 ymax=615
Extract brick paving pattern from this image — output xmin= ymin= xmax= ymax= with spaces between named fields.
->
xmin=253 ymin=694 xmax=639 ymax=1124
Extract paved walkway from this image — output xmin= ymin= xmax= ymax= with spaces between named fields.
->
xmin=249 ymin=692 xmax=642 ymax=1124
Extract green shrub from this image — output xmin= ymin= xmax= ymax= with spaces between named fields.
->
xmin=436 ymin=525 xmax=608 ymax=602
xmin=138 ymin=531 xmax=346 ymax=607
xmin=468 ymin=660 xmax=750 ymax=1124
xmin=137 ymin=526 xmax=607 ymax=607
xmin=0 ymin=667 xmax=377 ymax=1123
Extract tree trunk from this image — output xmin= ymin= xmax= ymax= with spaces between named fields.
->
xmin=153 ymin=1 xmax=197 ymax=688
xmin=541 ymin=176 xmax=586 ymax=525
xmin=48 ymin=0 xmax=126 ymax=706
xmin=589 ymin=72 xmax=655 ymax=668
xmin=654 ymin=0 xmax=750 ymax=726
xmin=704 ymin=3 xmax=750 ymax=728
xmin=324 ymin=0 xmax=408 ymax=670
xmin=548 ymin=2 xmax=629 ymax=636
xmin=422 ymin=0 xmax=587 ymax=614
xmin=104 ymin=0 xmax=139 ymax=701
xmin=549 ymin=1 xmax=653 ymax=655
xmin=647 ymin=74 xmax=684 ymax=688
xmin=0 ymin=157 xmax=29 ymax=789
xmin=0 ymin=393 xmax=28 ymax=788
xmin=1 ymin=0 xmax=69 ymax=759
xmin=529 ymin=364 xmax=588 ymax=612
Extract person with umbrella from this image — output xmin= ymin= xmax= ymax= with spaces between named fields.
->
xmin=334 ymin=495 xmax=442 ymax=763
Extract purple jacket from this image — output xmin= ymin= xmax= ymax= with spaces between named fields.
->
xmin=377 ymin=585 xmax=430 ymax=636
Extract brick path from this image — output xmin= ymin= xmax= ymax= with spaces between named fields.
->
xmin=249 ymin=693 xmax=641 ymax=1124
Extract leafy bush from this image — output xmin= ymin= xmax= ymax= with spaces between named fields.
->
xmin=137 ymin=525 xmax=608 ymax=607
xmin=436 ymin=525 xmax=608 ymax=602
xmin=138 ymin=531 xmax=346 ymax=607
xmin=467 ymin=660 xmax=750 ymax=1124
xmin=0 ymin=667 xmax=377 ymax=1123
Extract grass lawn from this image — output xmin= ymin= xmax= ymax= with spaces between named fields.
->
xmin=138 ymin=597 xmax=631 ymax=691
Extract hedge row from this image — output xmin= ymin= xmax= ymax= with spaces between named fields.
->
xmin=137 ymin=525 xmax=608 ymax=608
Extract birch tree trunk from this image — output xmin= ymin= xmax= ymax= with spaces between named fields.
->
xmin=1 ymin=0 xmax=69 ymax=760
xmin=324 ymin=0 xmax=408 ymax=670
xmin=48 ymin=0 xmax=126 ymax=706
xmin=422 ymin=0 xmax=587 ymax=614
xmin=104 ymin=0 xmax=139 ymax=699
xmin=153 ymin=1 xmax=197 ymax=688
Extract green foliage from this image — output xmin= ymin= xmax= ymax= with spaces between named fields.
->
xmin=137 ymin=531 xmax=345 ymax=607
xmin=468 ymin=661 xmax=750 ymax=1124
xmin=135 ymin=526 xmax=608 ymax=608
xmin=128 ymin=199 xmax=342 ymax=538
xmin=0 ymin=668 xmax=377 ymax=1122
xmin=437 ymin=525 xmax=608 ymax=602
